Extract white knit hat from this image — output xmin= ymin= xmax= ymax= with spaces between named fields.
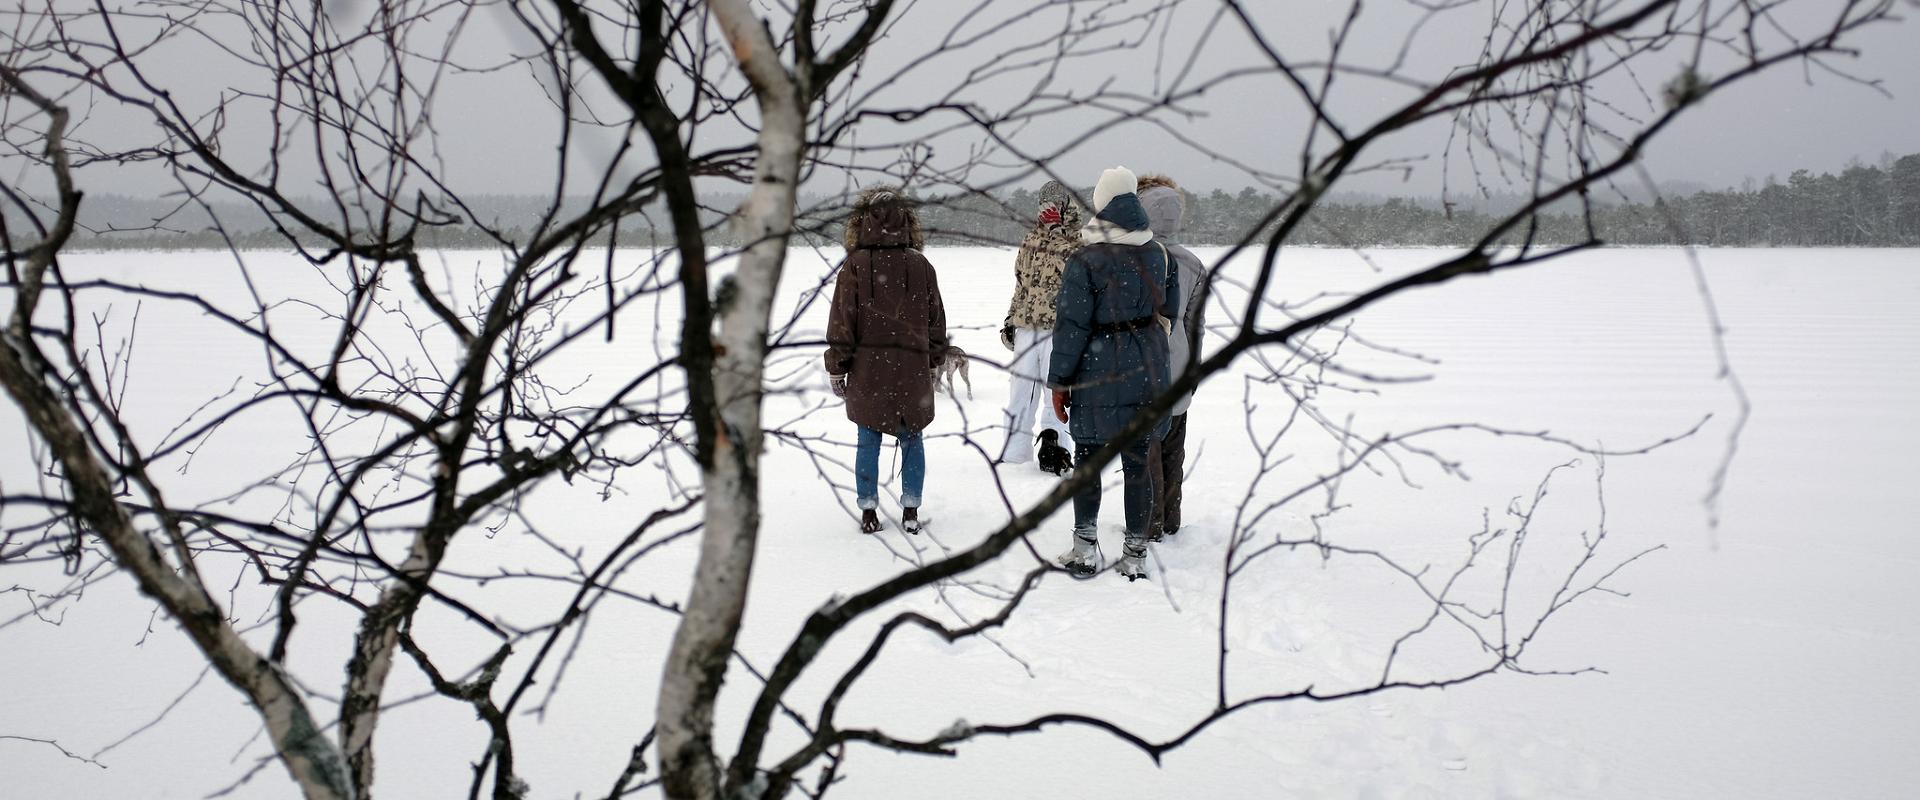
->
xmin=1091 ymin=166 xmax=1138 ymax=213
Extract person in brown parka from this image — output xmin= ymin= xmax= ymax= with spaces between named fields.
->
xmin=824 ymin=187 xmax=949 ymax=534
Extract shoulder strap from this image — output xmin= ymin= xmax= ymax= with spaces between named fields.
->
xmin=1131 ymin=243 xmax=1169 ymax=317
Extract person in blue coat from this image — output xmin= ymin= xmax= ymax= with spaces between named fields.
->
xmin=1046 ymin=166 xmax=1179 ymax=581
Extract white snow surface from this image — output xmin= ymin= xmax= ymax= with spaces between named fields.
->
xmin=3 ymin=246 xmax=1918 ymax=799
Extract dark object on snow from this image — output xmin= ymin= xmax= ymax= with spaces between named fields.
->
xmin=1037 ymin=430 xmax=1072 ymax=476
xmin=860 ymin=509 xmax=882 ymax=534
xmin=825 ymin=186 xmax=949 ymax=433
xmin=902 ymin=507 xmax=922 ymax=535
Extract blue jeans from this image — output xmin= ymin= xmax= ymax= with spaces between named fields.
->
xmin=856 ymin=426 xmax=925 ymax=510
xmin=1072 ymin=436 xmax=1153 ymax=538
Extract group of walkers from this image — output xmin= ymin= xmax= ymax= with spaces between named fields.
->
xmin=823 ymin=167 xmax=1207 ymax=582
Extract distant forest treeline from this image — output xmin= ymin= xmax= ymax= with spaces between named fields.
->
xmin=911 ymin=152 xmax=1920 ymax=248
xmin=40 ymin=153 xmax=1920 ymax=251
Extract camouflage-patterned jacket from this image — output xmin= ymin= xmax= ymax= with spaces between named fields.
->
xmin=1004 ymin=212 xmax=1082 ymax=330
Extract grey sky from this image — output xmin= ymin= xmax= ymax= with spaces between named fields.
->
xmin=832 ymin=0 xmax=1920 ymax=196
xmin=43 ymin=0 xmax=1920 ymax=201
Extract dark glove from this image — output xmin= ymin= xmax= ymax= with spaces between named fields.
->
xmin=1000 ymin=325 xmax=1017 ymax=351
xmin=830 ymin=373 xmax=847 ymax=399
xmin=1052 ymin=389 xmax=1070 ymax=423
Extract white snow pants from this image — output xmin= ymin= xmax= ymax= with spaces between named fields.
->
xmin=1000 ymin=327 xmax=1071 ymax=463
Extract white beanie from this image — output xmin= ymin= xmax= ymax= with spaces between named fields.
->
xmin=1091 ymin=166 xmax=1138 ymax=213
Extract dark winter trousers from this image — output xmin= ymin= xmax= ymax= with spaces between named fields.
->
xmin=1072 ymin=436 xmax=1154 ymax=539
xmin=1146 ymin=413 xmax=1188 ymax=536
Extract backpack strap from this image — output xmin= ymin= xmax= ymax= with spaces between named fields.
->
xmin=1130 ymin=242 xmax=1170 ymax=318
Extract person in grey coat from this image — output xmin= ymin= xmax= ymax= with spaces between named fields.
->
xmin=1138 ymin=176 xmax=1209 ymax=541
xmin=1046 ymin=166 xmax=1179 ymax=581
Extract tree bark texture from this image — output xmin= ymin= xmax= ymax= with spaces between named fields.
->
xmin=656 ymin=3 xmax=807 ymax=799
xmin=0 ymin=71 xmax=354 ymax=800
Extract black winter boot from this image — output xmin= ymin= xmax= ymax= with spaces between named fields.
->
xmin=1037 ymin=431 xmax=1072 ymax=476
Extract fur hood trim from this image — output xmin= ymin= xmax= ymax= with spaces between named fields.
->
xmin=843 ymin=186 xmax=924 ymax=250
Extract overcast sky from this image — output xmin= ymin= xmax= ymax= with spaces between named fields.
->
xmin=829 ymin=0 xmax=1920 ymax=197
xmin=1637 ymin=6 xmax=1919 ymax=187
xmin=46 ymin=0 xmax=1920 ymax=200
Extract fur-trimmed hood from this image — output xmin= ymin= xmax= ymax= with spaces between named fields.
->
xmin=843 ymin=186 xmax=925 ymax=251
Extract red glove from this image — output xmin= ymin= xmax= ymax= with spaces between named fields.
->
xmin=1038 ymin=204 xmax=1062 ymax=226
xmin=1052 ymin=389 xmax=1069 ymax=423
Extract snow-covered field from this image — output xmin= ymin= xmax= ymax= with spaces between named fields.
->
xmin=4 ymin=246 xmax=1917 ymax=799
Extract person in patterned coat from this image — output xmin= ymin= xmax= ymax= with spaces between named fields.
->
xmin=997 ymin=180 xmax=1080 ymax=473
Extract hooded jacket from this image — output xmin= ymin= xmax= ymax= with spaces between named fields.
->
xmin=1139 ymin=186 xmax=1209 ymax=416
xmin=1004 ymin=184 xmax=1083 ymax=331
xmin=825 ymin=188 xmax=949 ymax=432
xmin=1045 ymin=181 xmax=1179 ymax=443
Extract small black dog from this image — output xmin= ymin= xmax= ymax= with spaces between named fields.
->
xmin=1037 ymin=430 xmax=1072 ymax=476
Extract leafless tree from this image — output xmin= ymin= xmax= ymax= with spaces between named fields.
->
xmin=0 ymin=1 xmax=1895 ymax=799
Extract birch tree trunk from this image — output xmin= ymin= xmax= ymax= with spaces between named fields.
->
xmin=655 ymin=2 xmax=806 ymax=797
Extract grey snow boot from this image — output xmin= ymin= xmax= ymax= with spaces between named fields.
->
xmin=1115 ymin=537 xmax=1148 ymax=582
xmin=1057 ymin=529 xmax=1101 ymax=579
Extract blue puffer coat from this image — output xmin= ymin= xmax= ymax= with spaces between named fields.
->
xmin=1045 ymin=192 xmax=1180 ymax=444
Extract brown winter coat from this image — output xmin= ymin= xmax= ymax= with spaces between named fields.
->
xmin=825 ymin=190 xmax=949 ymax=432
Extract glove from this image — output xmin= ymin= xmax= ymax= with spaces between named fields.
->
xmin=830 ymin=373 xmax=847 ymax=399
xmin=1000 ymin=325 xmax=1016 ymax=351
xmin=1038 ymin=204 xmax=1062 ymax=226
xmin=1052 ymin=389 xmax=1070 ymax=423
xmin=1155 ymin=314 xmax=1172 ymax=336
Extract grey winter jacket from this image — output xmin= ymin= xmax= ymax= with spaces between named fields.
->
xmin=1045 ymin=192 xmax=1179 ymax=443
xmin=1140 ymin=186 xmax=1209 ymax=416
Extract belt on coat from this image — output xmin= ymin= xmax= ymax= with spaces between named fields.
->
xmin=1090 ymin=316 xmax=1155 ymax=336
